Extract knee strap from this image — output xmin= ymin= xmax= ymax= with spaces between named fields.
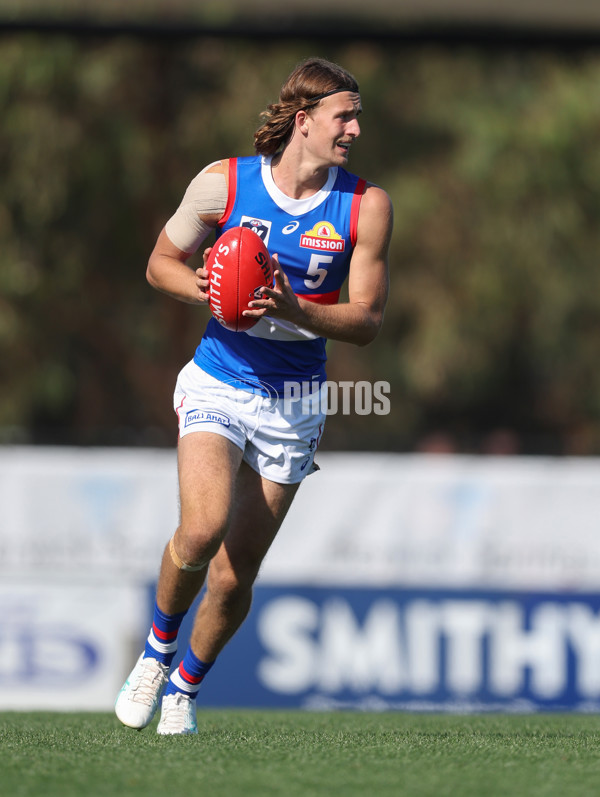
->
xmin=169 ymin=536 xmax=207 ymax=573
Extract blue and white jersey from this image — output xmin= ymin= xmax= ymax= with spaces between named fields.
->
xmin=194 ymin=155 xmax=366 ymax=395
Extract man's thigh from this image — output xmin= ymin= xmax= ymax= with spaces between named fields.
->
xmin=211 ymin=461 xmax=300 ymax=583
xmin=177 ymin=431 xmax=244 ymax=538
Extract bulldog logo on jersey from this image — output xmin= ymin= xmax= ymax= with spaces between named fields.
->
xmin=299 ymin=221 xmax=345 ymax=252
xmin=240 ymin=216 xmax=272 ymax=245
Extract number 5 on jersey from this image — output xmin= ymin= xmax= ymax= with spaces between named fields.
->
xmin=304 ymin=254 xmax=333 ymax=290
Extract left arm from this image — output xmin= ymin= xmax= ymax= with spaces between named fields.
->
xmin=245 ymin=184 xmax=393 ymax=346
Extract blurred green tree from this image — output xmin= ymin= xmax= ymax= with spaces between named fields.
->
xmin=2 ymin=37 xmax=600 ymax=453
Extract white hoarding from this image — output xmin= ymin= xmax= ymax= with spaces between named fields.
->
xmin=2 ymin=447 xmax=600 ymax=589
xmin=0 ymin=581 xmax=145 ymax=710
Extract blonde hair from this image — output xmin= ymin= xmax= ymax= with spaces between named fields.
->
xmin=254 ymin=57 xmax=359 ymax=156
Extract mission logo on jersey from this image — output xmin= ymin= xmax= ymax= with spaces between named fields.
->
xmin=300 ymin=221 xmax=345 ymax=252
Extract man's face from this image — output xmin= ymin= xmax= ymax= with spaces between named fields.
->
xmin=305 ymin=91 xmax=362 ymax=166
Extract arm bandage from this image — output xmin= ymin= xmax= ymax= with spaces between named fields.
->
xmin=165 ymin=166 xmax=228 ymax=254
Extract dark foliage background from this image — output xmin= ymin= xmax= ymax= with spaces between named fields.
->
xmin=2 ymin=32 xmax=600 ymax=454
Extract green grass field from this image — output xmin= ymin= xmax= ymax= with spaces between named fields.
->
xmin=2 ymin=711 xmax=600 ymax=797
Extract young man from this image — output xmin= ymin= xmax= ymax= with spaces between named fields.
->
xmin=115 ymin=57 xmax=393 ymax=734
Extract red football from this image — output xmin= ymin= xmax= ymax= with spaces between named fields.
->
xmin=206 ymin=226 xmax=273 ymax=332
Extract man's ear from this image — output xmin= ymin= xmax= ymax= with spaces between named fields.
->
xmin=295 ymin=109 xmax=310 ymax=135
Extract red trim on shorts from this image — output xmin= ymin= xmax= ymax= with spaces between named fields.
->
xmin=175 ymin=396 xmax=185 ymax=440
xmin=350 ymin=178 xmax=367 ymax=247
xmin=218 ymin=158 xmax=238 ymax=226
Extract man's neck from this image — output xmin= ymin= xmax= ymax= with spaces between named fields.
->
xmin=270 ymin=151 xmax=331 ymax=200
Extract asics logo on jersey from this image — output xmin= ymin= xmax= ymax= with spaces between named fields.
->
xmin=282 ymin=221 xmax=300 ymax=235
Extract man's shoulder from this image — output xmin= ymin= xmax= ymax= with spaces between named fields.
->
xmin=355 ymin=182 xmax=394 ymax=242
xmin=337 ymin=168 xmax=392 ymax=208
xmin=202 ymin=155 xmax=260 ymax=173
xmin=362 ymin=181 xmax=393 ymax=209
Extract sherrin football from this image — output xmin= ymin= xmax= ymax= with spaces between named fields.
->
xmin=206 ymin=226 xmax=273 ymax=332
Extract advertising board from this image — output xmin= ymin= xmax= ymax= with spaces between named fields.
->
xmin=2 ymin=448 xmax=600 ymax=711
xmin=173 ymin=586 xmax=600 ymax=712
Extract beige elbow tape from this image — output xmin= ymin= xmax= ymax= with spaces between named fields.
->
xmin=169 ymin=536 xmax=207 ymax=572
xmin=164 ymin=168 xmax=228 ymax=254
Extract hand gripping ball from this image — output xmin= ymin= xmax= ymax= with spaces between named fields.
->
xmin=206 ymin=226 xmax=273 ymax=332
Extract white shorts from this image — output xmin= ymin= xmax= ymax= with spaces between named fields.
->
xmin=173 ymin=361 xmax=326 ymax=484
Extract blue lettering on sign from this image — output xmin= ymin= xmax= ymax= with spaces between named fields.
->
xmin=185 ymin=410 xmax=230 ymax=428
xmin=0 ymin=629 xmax=99 ymax=685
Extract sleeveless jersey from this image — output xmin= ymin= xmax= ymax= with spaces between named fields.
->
xmin=193 ymin=155 xmax=366 ymax=395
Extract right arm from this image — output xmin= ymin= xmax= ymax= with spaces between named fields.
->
xmin=146 ymin=160 xmax=229 ymax=304
xmin=146 ymin=229 xmax=211 ymax=305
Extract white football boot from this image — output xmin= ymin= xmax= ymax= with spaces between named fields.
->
xmin=156 ymin=693 xmax=198 ymax=735
xmin=115 ymin=654 xmax=169 ymax=729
